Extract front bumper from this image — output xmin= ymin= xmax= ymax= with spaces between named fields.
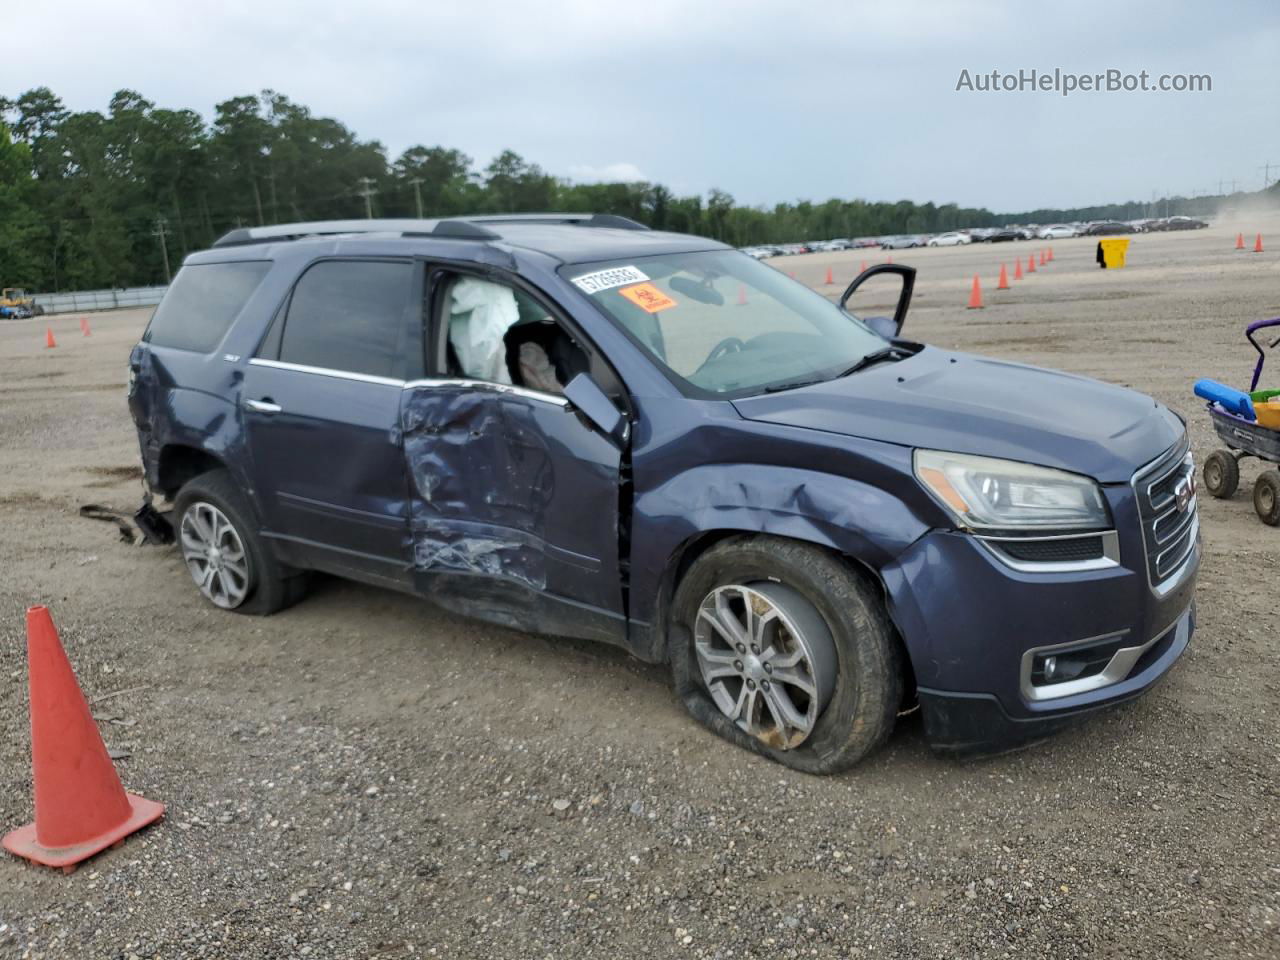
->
xmin=880 ymin=489 xmax=1199 ymax=755
xmin=917 ymin=600 xmax=1193 ymax=754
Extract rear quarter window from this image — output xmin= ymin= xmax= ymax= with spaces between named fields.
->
xmin=145 ymin=261 xmax=272 ymax=352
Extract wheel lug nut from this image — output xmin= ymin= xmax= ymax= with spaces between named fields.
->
xmin=763 ymin=663 xmax=772 ymax=673
xmin=733 ymin=660 xmax=744 ymax=672
xmin=746 ymin=679 xmax=756 ymax=690
xmin=736 ymin=643 xmax=746 ymax=654
xmin=750 ymin=644 xmax=760 ymax=655
xmin=761 ymin=680 xmax=770 ymax=691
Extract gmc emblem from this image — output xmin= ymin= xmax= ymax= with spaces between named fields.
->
xmin=1174 ymin=475 xmax=1195 ymax=513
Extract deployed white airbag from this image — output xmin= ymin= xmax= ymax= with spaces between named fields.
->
xmin=449 ymin=278 xmax=520 ymax=384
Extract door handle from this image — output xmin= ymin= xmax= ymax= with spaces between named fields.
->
xmin=244 ymin=398 xmax=282 ymax=414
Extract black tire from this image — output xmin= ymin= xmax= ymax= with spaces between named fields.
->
xmin=173 ymin=469 xmax=308 ymax=614
xmin=668 ymin=535 xmax=903 ymax=774
xmin=1253 ymin=470 xmax=1280 ymax=526
xmin=1203 ymin=450 xmax=1240 ymax=499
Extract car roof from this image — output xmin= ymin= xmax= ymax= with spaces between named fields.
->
xmin=202 ymin=214 xmax=728 ymax=266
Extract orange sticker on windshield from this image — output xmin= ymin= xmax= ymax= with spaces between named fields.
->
xmin=618 ymin=282 xmax=677 ymax=314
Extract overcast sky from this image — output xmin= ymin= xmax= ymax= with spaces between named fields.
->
xmin=7 ymin=1 xmax=1279 ymax=212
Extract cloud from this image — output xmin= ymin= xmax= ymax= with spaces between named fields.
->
xmin=9 ymin=0 xmax=1280 ymax=210
xmin=566 ymin=162 xmax=648 ymax=184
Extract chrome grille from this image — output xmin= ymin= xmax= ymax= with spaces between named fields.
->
xmin=1132 ymin=438 xmax=1197 ymax=588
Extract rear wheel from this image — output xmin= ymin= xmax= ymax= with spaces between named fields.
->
xmin=1203 ymin=450 xmax=1240 ymax=499
xmin=173 ymin=469 xmax=307 ymax=614
xmin=1253 ymin=470 xmax=1280 ymax=526
xmin=669 ymin=536 xmax=903 ymax=774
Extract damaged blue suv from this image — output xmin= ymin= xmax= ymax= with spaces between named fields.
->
xmin=128 ymin=214 xmax=1198 ymax=772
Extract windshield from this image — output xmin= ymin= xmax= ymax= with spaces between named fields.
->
xmin=564 ymin=250 xmax=887 ymax=396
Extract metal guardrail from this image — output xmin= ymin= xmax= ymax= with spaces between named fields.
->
xmin=30 ymin=286 xmax=168 ymax=315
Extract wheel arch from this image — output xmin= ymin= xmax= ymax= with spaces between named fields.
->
xmin=156 ymin=444 xmax=230 ymax=499
xmin=639 ymin=527 xmax=917 ymax=707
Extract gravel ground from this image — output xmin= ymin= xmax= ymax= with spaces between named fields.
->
xmin=0 ymin=219 xmax=1278 ymax=959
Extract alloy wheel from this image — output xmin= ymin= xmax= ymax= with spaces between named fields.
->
xmin=180 ymin=501 xmax=251 ymax=609
xmin=693 ymin=582 xmax=838 ymax=750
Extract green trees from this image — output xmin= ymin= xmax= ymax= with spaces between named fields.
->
xmin=0 ymin=85 xmax=1241 ymax=291
xmin=0 ymin=123 xmax=42 ymax=286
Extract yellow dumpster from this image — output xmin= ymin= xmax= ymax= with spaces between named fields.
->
xmin=1096 ymin=236 xmax=1130 ymax=269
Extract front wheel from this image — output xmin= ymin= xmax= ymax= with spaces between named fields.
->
xmin=173 ymin=469 xmax=307 ymax=614
xmin=669 ymin=536 xmax=903 ymax=774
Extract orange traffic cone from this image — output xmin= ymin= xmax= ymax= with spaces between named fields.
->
xmin=860 ymin=260 xmax=868 ymax=273
xmin=966 ymin=274 xmax=984 ymax=309
xmin=886 ymin=255 xmax=894 ymax=264
xmin=1235 ymin=232 xmax=1245 ymax=250
xmin=736 ymin=284 xmax=748 ymax=306
xmin=996 ymin=263 xmax=1010 ymax=290
xmin=1047 ymin=246 xmax=1055 ymax=262
xmin=3 ymin=606 xmax=164 ymax=871
xmin=80 ymin=316 xmax=91 ymax=337
xmin=1014 ymin=259 xmax=1023 ymax=280
xmin=1039 ymin=249 xmax=1047 ymax=266
xmin=45 ymin=328 xmax=57 ymax=349
xmin=824 ymin=266 xmax=834 ymax=285
xmin=1255 ymin=233 xmax=1265 ymax=253
xmin=1027 ymin=254 xmax=1037 ymax=274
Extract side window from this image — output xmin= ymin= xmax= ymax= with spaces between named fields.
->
xmin=441 ymin=275 xmax=589 ymax=396
xmin=277 ymin=260 xmax=415 ymax=379
xmin=146 ymin=260 xmax=271 ymax=352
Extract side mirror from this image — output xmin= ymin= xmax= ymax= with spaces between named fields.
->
xmin=839 ymin=263 xmax=916 ymax=338
xmin=563 ymin=373 xmax=628 ymax=445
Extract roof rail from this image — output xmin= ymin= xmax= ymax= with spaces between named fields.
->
xmin=465 ymin=213 xmax=650 ymax=231
xmin=211 ymin=212 xmax=649 ymax=248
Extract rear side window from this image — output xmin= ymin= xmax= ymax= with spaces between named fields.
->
xmin=278 ymin=260 xmax=414 ymax=379
xmin=146 ymin=261 xmax=271 ymax=352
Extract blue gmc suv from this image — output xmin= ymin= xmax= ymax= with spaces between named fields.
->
xmin=127 ymin=214 xmax=1198 ymax=773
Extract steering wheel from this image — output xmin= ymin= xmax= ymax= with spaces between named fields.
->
xmin=695 ymin=336 xmax=746 ymax=374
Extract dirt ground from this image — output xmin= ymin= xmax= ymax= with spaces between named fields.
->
xmin=1 ymin=217 xmax=1278 ymax=959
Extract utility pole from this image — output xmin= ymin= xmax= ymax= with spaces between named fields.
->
xmin=265 ymin=168 xmax=279 ymax=224
xmin=408 ymin=177 xmax=425 ymax=218
xmin=152 ymin=216 xmax=172 ymax=284
xmin=1261 ymin=162 xmax=1280 ymax=189
xmin=357 ymin=177 xmax=377 ymax=218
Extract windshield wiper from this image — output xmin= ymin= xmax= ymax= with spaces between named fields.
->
xmin=836 ymin=346 xmax=906 ymax=377
xmin=762 ymin=377 xmax=826 ymax=393
xmin=760 ymin=347 xmax=908 ymax=394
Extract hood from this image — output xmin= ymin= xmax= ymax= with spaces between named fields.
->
xmin=731 ymin=347 xmax=1183 ymax=483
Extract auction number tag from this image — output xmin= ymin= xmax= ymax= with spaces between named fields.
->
xmin=617 ymin=282 xmax=677 ymax=314
xmin=572 ymin=265 xmax=650 ymax=295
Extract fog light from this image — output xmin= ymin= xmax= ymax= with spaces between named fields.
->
xmin=1042 ymin=656 xmax=1057 ymax=680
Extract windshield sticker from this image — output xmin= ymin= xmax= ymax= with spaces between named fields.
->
xmin=571 ymin=265 xmax=649 ymax=295
xmin=618 ymin=282 xmax=677 ymax=314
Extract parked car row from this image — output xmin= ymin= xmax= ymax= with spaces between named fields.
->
xmin=739 ymin=215 xmax=1209 ymax=258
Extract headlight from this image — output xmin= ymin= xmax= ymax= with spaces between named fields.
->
xmin=913 ymin=449 xmax=1109 ymax=531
